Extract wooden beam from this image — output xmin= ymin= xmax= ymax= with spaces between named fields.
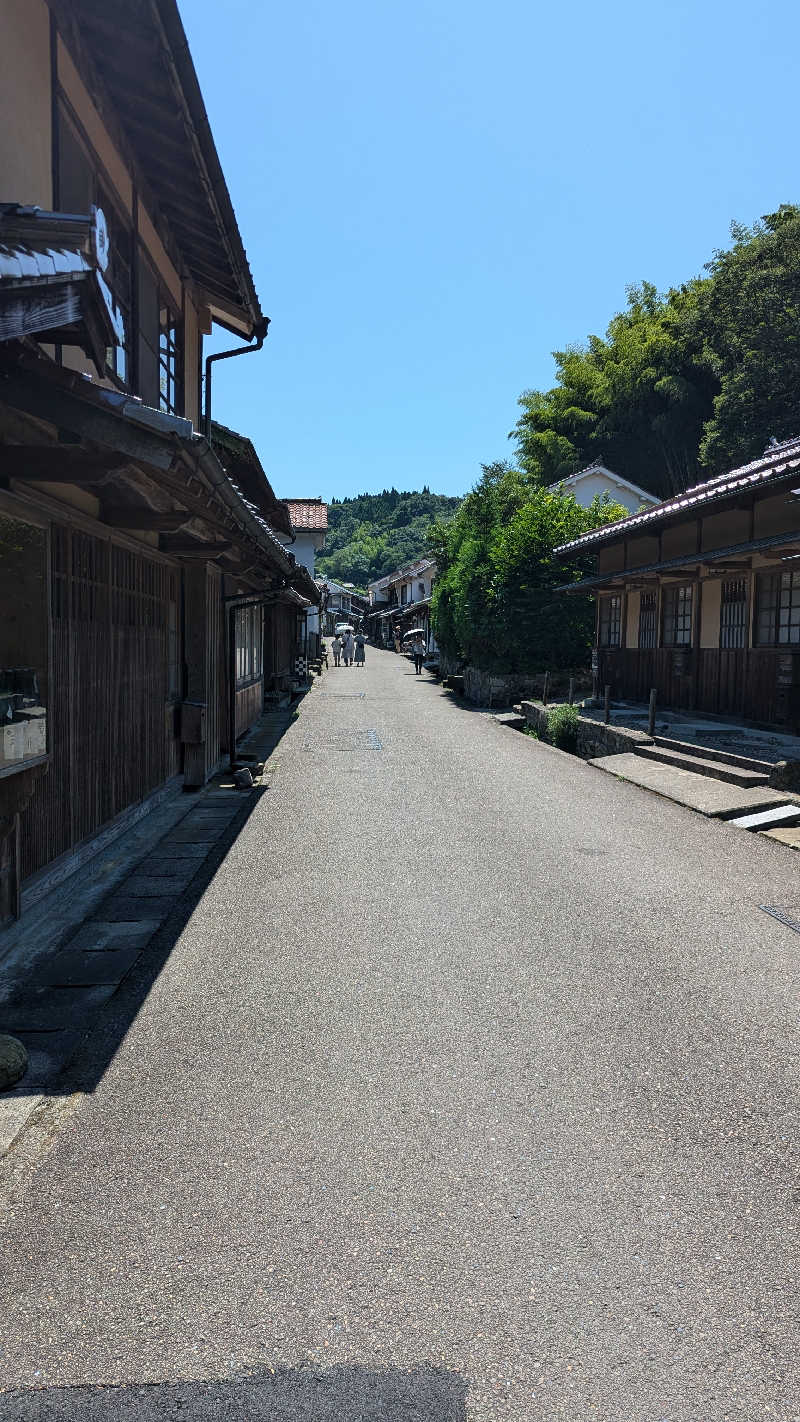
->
xmin=159 ymin=536 xmax=232 ymax=558
xmin=1 ymin=447 xmax=128 ymax=483
xmin=101 ymin=506 xmax=191 ymax=532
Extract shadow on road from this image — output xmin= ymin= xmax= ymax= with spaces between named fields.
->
xmin=3 ymin=1364 xmax=469 ymax=1420
xmin=1 ymin=787 xmax=268 ymax=1103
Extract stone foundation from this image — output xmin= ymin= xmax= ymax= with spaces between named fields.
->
xmin=519 ymin=701 xmax=653 ymax=759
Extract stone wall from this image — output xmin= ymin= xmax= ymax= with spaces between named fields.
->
xmin=519 ymin=701 xmax=653 ymax=759
xmin=463 ymin=667 xmax=542 ymax=707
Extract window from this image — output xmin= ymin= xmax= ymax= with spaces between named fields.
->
xmin=638 ymin=590 xmax=657 ymax=648
xmin=138 ymin=259 xmax=183 ymax=414
xmin=159 ymin=299 xmax=182 ymax=414
xmin=418 ymin=582 xmax=426 ymax=599
xmin=57 ymin=109 xmax=131 ymax=386
xmin=720 ymin=578 xmax=749 ymax=649
xmin=662 ymin=583 xmax=693 ymax=646
xmin=235 ymin=604 xmax=264 ymax=686
xmin=400 ymin=585 xmax=408 ymax=604
xmin=598 ymin=595 xmax=621 ymax=647
xmin=755 ymin=570 xmax=800 ymax=645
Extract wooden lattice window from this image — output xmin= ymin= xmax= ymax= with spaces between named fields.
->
xmin=638 ymin=590 xmax=657 ymax=648
xmin=755 ymin=569 xmax=800 ymax=645
xmin=598 ymin=595 xmax=621 ymax=647
xmin=720 ymin=578 xmax=748 ymax=649
xmin=662 ymin=583 xmax=693 ymax=647
xmin=235 ymin=604 xmax=264 ymax=686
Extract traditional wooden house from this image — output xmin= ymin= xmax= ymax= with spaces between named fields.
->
xmin=555 ymin=437 xmax=800 ymax=731
xmin=367 ymin=558 xmax=437 ymax=652
xmin=0 ymin=0 xmax=319 ymax=922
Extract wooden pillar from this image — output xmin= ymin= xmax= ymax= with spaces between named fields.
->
xmin=182 ymin=563 xmax=212 ymax=789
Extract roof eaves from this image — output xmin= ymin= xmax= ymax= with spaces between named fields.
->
xmin=555 ymin=440 xmax=800 ymax=556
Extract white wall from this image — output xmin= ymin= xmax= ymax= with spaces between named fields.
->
xmin=559 ymin=471 xmax=653 ymax=514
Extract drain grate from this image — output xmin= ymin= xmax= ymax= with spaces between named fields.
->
xmin=318 ymin=692 xmax=366 ymax=700
xmin=760 ymin=904 xmax=800 ymax=935
xmin=303 ymin=728 xmax=382 ymax=752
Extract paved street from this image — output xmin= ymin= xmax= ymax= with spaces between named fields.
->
xmin=2 ymin=648 xmax=800 ymax=1420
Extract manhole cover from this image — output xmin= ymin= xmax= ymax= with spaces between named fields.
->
xmin=302 ymin=729 xmax=382 ymax=752
xmin=760 ymin=904 xmax=800 ymax=935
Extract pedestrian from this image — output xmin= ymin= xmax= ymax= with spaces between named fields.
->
xmin=354 ymin=632 xmax=366 ymax=667
xmin=411 ymin=635 xmax=426 ymax=675
xmin=332 ymin=634 xmax=342 ymax=667
xmin=343 ymin=630 xmax=355 ymax=666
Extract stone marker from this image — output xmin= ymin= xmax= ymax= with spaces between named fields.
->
xmin=0 ymin=1034 xmax=28 ymax=1090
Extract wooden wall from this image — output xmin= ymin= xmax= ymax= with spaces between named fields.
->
xmin=22 ymin=525 xmax=181 ymax=879
xmin=597 ymin=646 xmax=793 ymax=727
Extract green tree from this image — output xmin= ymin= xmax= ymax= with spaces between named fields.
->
xmin=699 ymin=205 xmax=800 ymax=470
xmin=431 ymin=465 xmax=628 ymax=673
xmin=512 ymin=281 xmax=717 ymax=500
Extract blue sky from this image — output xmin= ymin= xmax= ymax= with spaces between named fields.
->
xmin=183 ymin=0 xmax=799 ymax=502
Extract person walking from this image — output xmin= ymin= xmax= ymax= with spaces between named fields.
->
xmin=411 ymin=635 xmax=426 ymax=675
xmin=332 ymin=634 xmax=342 ymax=667
xmin=354 ymin=632 xmax=366 ymax=667
xmin=343 ymin=630 xmax=355 ymax=666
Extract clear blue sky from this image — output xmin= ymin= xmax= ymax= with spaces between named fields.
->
xmin=183 ymin=0 xmax=799 ymax=503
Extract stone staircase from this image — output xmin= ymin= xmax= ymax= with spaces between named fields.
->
xmin=589 ymin=734 xmax=800 ymax=842
xmin=632 ymin=735 xmax=772 ymax=789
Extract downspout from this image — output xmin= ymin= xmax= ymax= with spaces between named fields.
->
xmin=203 ymin=317 xmax=270 ymax=438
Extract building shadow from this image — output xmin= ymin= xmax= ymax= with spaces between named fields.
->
xmin=2 ymin=1364 xmax=469 ymax=1421
xmin=1 ymin=786 xmax=269 ymax=1103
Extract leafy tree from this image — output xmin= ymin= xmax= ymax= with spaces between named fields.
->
xmin=512 ymin=281 xmax=717 ymax=499
xmin=699 ymin=205 xmax=800 ymax=469
xmin=431 ymin=464 xmax=628 ymax=673
xmin=317 ymin=488 xmax=462 ymax=585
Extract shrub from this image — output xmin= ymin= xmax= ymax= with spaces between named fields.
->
xmin=546 ymin=703 xmax=579 ymax=753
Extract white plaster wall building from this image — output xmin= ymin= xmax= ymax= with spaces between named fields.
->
xmin=368 ymin=557 xmax=438 ymax=652
xmin=549 ymin=461 xmax=659 ymax=515
xmin=279 ymin=499 xmax=328 ymax=644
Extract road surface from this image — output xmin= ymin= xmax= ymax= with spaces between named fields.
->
xmin=1 ymin=648 xmax=799 ymax=1419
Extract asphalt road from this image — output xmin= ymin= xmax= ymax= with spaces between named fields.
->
xmin=1 ymin=649 xmax=800 ymax=1420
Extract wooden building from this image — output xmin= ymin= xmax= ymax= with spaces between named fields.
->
xmin=555 ymin=437 xmax=800 ymax=731
xmin=0 ymin=0 xmax=319 ymax=922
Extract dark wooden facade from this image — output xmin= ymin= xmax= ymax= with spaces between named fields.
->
xmin=596 ymin=646 xmax=796 ymax=727
xmin=558 ymin=437 xmax=800 ymax=733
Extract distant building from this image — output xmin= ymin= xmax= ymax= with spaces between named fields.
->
xmin=367 ymin=558 xmax=438 ymax=654
xmin=319 ymin=579 xmax=369 ymax=635
xmin=279 ymin=499 xmax=328 ymax=651
xmin=549 ymin=462 xmax=659 ymax=515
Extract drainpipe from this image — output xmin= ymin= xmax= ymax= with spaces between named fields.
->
xmin=203 ymin=317 xmax=270 ymax=438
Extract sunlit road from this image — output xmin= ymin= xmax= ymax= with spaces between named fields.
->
xmin=2 ymin=648 xmax=799 ymax=1420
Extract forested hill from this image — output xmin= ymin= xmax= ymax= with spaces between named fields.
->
xmin=316 ymin=488 xmax=462 ymax=587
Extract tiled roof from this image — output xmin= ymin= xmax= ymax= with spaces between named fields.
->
xmin=285 ymin=499 xmax=328 ymax=531
xmin=555 ymin=437 xmax=800 ymax=556
xmin=368 ymin=556 xmax=436 ymax=591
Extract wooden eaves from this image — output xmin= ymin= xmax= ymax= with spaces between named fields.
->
xmin=49 ymin=0 xmax=264 ymax=336
xmin=555 ymin=527 xmax=800 ymax=593
xmin=0 ymin=358 xmax=293 ymax=585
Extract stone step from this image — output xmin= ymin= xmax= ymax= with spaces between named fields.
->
xmin=635 ymin=743 xmax=771 ymax=788
xmin=728 ymin=803 xmax=800 ymax=832
xmin=762 ymin=825 xmax=800 ymax=849
xmin=652 ymin=734 xmax=773 ymax=775
xmin=588 ymin=752 xmax=789 ymax=819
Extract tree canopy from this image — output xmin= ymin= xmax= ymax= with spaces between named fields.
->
xmin=316 ymin=488 xmax=462 ymax=587
xmin=511 ymin=205 xmax=800 ymax=498
xmin=429 ymin=463 xmax=629 ymax=673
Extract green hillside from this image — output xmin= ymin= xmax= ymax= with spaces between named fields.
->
xmin=316 ymin=488 xmax=462 ymax=587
